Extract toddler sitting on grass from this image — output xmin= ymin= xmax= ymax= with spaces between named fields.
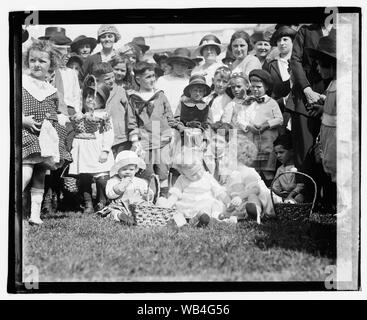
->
xmin=158 ymin=148 xmax=230 ymax=227
xmin=100 ymin=150 xmax=153 ymax=225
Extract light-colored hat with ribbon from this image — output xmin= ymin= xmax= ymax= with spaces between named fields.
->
xmin=97 ymin=24 xmax=121 ymax=43
xmin=195 ymin=34 xmax=223 ymax=57
xmin=110 ymin=150 xmax=146 ymax=177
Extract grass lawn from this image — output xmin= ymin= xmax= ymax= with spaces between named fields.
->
xmin=23 ymin=211 xmax=336 ymax=282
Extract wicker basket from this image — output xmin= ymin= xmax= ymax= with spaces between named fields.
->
xmin=270 ymin=171 xmax=317 ymax=223
xmin=60 ymin=164 xmax=79 ymax=194
xmin=130 ymin=174 xmax=176 ymax=227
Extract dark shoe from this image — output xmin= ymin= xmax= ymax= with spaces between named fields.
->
xmin=198 ymin=213 xmax=210 ymax=227
xmin=94 ymin=201 xmax=106 ymax=213
xmin=245 ymin=202 xmax=258 ymax=221
xmin=83 ymin=192 xmax=94 ymax=214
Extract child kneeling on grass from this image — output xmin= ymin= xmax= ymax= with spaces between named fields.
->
xmin=219 ymin=137 xmax=278 ymax=224
xmin=101 ymin=150 xmax=153 ymax=224
xmin=158 ymin=148 xmax=230 ymax=227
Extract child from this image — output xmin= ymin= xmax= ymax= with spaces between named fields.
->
xmin=272 ymin=133 xmax=305 ymax=203
xmin=204 ymin=66 xmax=232 ymax=123
xmin=92 ymin=62 xmax=140 ymax=157
xmin=69 ymin=79 xmax=114 ymax=213
xmin=221 ymin=72 xmax=250 ymax=126
xmin=102 ymin=150 xmax=152 ymax=224
xmin=110 ymin=54 xmax=133 ymax=89
xmin=160 ymin=148 xmax=230 ymax=226
xmin=155 ymin=48 xmax=195 ymax=115
xmin=219 ymin=138 xmax=276 ymax=224
xmin=127 ymin=61 xmax=177 ymax=197
xmin=240 ymin=69 xmax=283 ymax=185
xmin=191 ymin=34 xmax=224 ymax=87
xmin=22 ymin=39 xmax=72 ymax=225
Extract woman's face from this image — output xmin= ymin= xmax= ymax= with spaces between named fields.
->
xmin=99 ymin=33 xmax=115 ymax=50
xmin=78 ymin=44 xmax=92 ymax=58
xmin=277 ymin=36 xmax=293 ymax=56
xmin=28 ymin=49 xmax=51 ymax=80
xmin=202 ymin=45 xmax=218 ymax=63
xmin=113 ymin=62 xmax=127 ymax=82
xmin=172 ymin=61 xmax=189 ymax=77
xmin=254 ymin=41 xmax=271 ymax=59
xmin=231 ymin=38 xmax=249 ymax=60
xmin=160 ymin=60 xmax=172 ymax=75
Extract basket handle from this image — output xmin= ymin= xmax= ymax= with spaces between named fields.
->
xmin=60 ymin=163 xmax=70 ymax=178
xmin=270 ymin=171 xmax=317 ymax=215
xmin=147 ymin=174 xmax=160 ymax=205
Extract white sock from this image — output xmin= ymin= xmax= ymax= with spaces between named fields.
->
xmin=22 ymin=165 xmax=33 ymax=192
xmin=256 ymin=205 xmax=262 ymax=224
xmin=30 ymin=188 xmax=44 ymax=221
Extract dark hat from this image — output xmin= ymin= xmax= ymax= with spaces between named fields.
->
xmin=166 ymin=48 xmax=196 ymax=69
xmin=84 ymin=82 xmax=110 ymax=105
xmin=153 ymin=51 xmax=171 ymax=64
xmin=270 ymin=26 xmax=297 ymax=46
xmin=250 ymin=26 xmax=272 ymax=44
xmin=70 ymin=35 xmax=98 ymax=53
xmin=67 ymin=53 xmax=84 ymax=67
xmin=183 ymin=74 xmax=211 ymax=98
xmin=249 ymin=69 xmax=273 ymax=89
xmin=22 ymin=28 xmax=29 ymax=43
xmin=305 ymin=31 xmax=336 ymax=61
xmin=131 ymin=36 xmax=150 ymax=54
xmin=196 ymin=34 xmax=222 ymax=56
xmin=38 ymin=27 xmax=72 ymax=45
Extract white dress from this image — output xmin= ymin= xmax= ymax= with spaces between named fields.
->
xmin=69 ymin=110 xmax=115 ymax=175
xmin=231 ymin=55 xmax=262 ymax=77
xmin=169 ymin=172 xmax=226 ymax=219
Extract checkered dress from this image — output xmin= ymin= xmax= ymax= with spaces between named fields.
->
xmin=22 ymin=87 xmax=72 ymax=163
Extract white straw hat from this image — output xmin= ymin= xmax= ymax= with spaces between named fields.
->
xmin=110 ymin=150 xmax=146 ymax=177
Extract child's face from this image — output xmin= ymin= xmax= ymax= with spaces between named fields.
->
xmin=118 ymin=164 xmax=138 ymax=178
xmin=274 ymin=145 xmax=293 ymax=165
xmin=202 ymin=45 xmax=218 ymax=63
xmin=254 ymin=41 xmax=271 ymax=59
xmin=84 ymin=92 xmax=104 ymax=111
xmin=250 ymin=79 xmax=267 ymax=97
xmin=78 ymin=44 xmax=92 ymax=58
xmin=99 ymin=33 xmax=115 ymax=50
xmin=28 ymin=49 xmax=51 ymax=81
xmin=277 ymin=36 xmax=293 ymax=56
xmin=231 ymin=38 xmax=249 ymax=60
xmin=230 ymin=77 xmax=248 ymax=99
xmin=113 ymin=62 xmax=127 ymax=82
xmin=189 ymin=85 xmax=206 ymax=102
xmin=213 ymin=74 xmax=230 ymax=95
xmin=136 ymin=69 xmax=156 ymax=91
xmin=182 ymin=164 xmax=205 ymax=182
xmin=99 ymin=72 xmax=115 ymax=90
xmin=172 ymin=62 xmax=189 ymax=77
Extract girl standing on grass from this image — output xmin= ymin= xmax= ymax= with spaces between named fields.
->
xmin=68 ymin=79 xmax=114 ymax=214
xmin=22 ymin=39 xmax=72 ymax=225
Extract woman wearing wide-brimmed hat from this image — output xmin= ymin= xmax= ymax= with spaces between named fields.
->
xmin=153 ymin=51 xmax=172 ymax=77
xmin=82 ymin=24 xmax=121 ymax=79
xmin=70 ymin=35 xmax=97 ymax=60
xmin=191 ymin=34 xmax=224 ymax=87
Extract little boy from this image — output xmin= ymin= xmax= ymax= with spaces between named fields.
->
xmin=92 ymin=62 xmax=140 ymax=157
xmin=204 ymin=66 xmax=232 ymax=123
xmin=273 ymin=133 xmax=304 ymax=203
xmin=127 ymin=61 xmax=177 ymax=197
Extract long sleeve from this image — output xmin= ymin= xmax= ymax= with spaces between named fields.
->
xmin=106 ymin=176 xmax=122 ymax=199
xmin=290 ymin=26 xmax=310 ymax=91
xmin=101 ymin=121 xmax=114 ymax=152
xmin=67 ymin=69 xmax=81 ymax=112
xmin=267 ymin=100 xmax=283 ymax=128
xmin=162 ymin=93 xmax=176 ymax=128
xmin=124 ymin=97 xmax=139 ymax=141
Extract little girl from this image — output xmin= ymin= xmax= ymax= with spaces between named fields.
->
xmin=160 ymin=148 xmax=230 ymax=226
xmin=110 ymin=53 xmax=133 ymax=90
xmin=102 ymin=150 xmax=152 ymax=224
xmin=22 ymin=39 xmax=72 ymax=225
xmin=69 ymin=78 xmax=114 ymax=213
xmin=219 ymin=138 xmax=276 ymax=224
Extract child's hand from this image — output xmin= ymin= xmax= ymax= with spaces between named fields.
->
xmin=230 ymin=196 xmax=242 ymax=207
xmin=247 ymin=124 xmax=260 ymax=134
xmin=23 ymin=115 xmax=41 ymax=133
xmin=257 ymin=122 xmax=270 ymax=133
xmin=99 ymin=151 xmax=109 ymax=163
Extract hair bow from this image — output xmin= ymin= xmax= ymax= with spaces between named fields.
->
xmin=243 ymin=96 xmax=265 ymax=105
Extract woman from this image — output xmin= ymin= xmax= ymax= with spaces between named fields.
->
xmin=250 ymin=28 xmax=272 ymax=68
xmin=70 ymin=35 xmax=97 ymax=60
xmin=263 ymin=25 xmax=297 ymax=131
xmin=82 ymin=24 xmax=121 ymax=79
xmin=227 ymin=30 xmax=262 ymax=77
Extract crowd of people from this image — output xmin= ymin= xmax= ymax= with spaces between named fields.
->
xmin=21 ymin=23 xmax=337 ymax=227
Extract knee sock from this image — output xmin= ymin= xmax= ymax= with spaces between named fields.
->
xmin=22 ymin=165 xmax=33 ymax=192
xmin=30 ymin=188 xmax=44 ymax=221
